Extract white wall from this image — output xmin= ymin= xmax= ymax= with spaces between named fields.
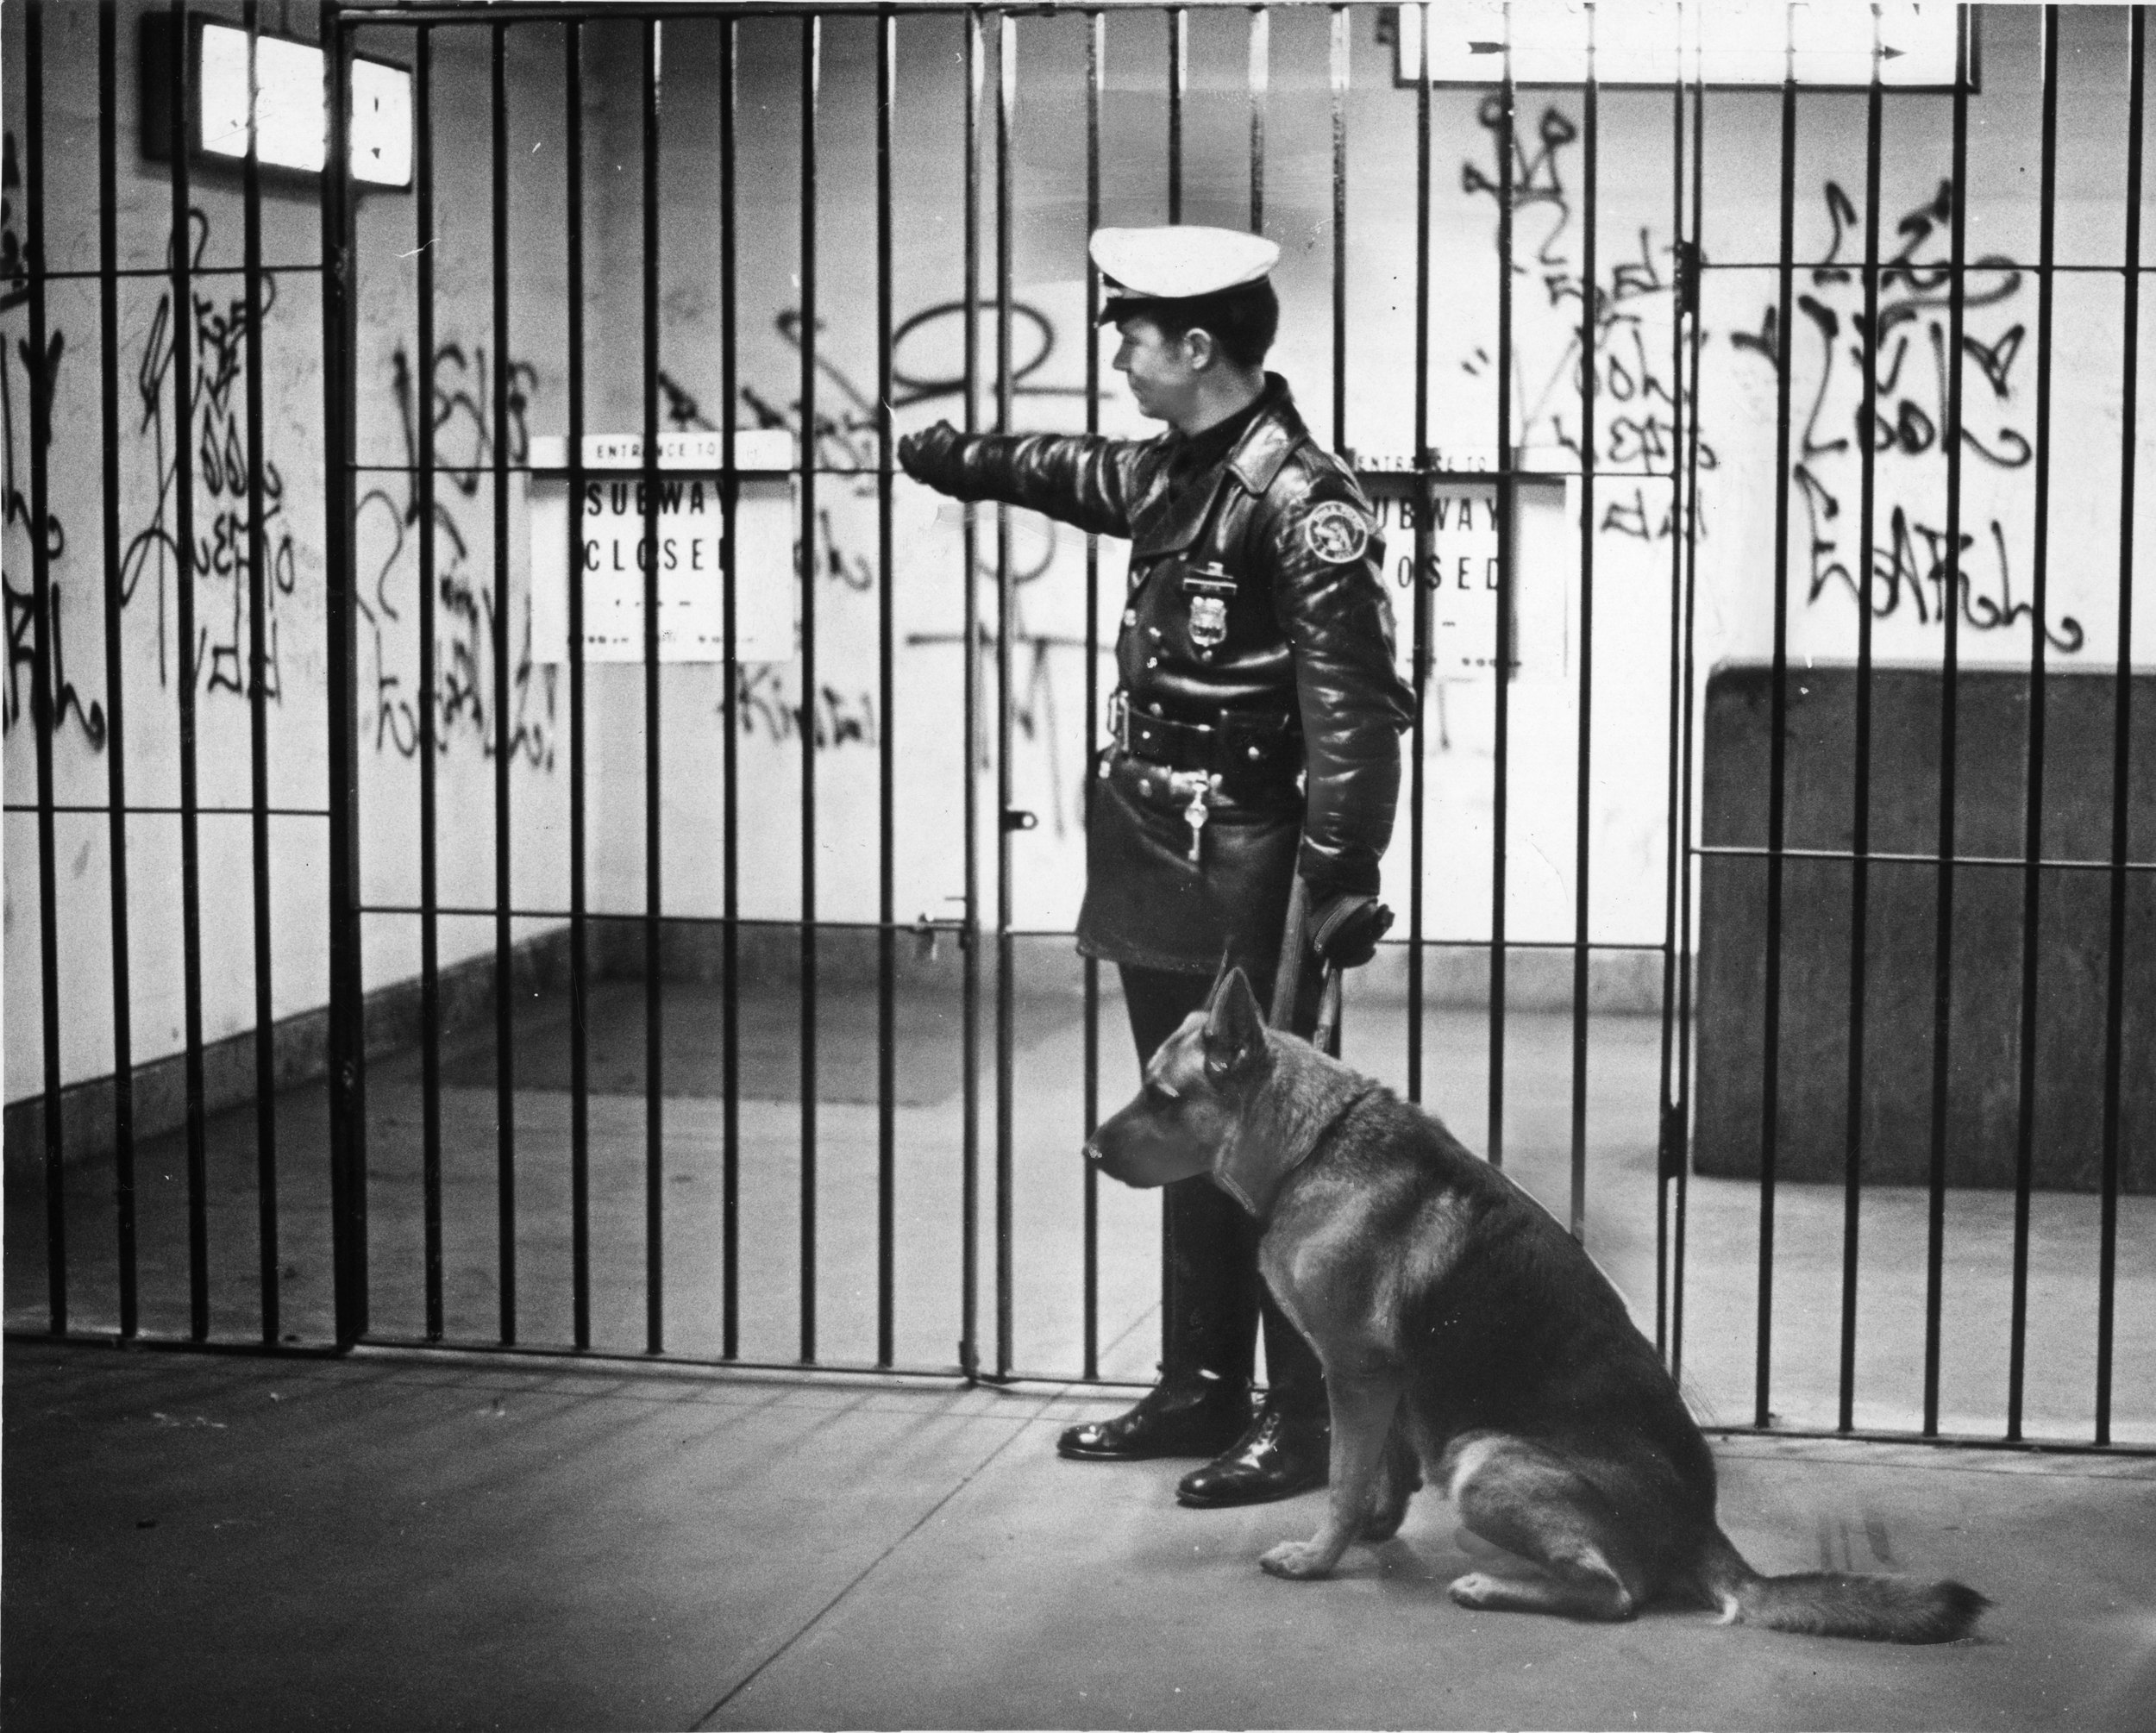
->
xmin=8 ymin=3 xmax=2153 ymax=1101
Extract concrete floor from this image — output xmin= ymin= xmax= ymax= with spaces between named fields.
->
xmin=9 ymin=971 xmax=2151 ymax=1441
xmin=9 ymin=973 xmax=2155 ymax=1728
xmin=6 ymin=1336 xmax=2155 ymax=1732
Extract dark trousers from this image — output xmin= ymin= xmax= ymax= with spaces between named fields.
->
xmin=1119 ymin=962 xmax=1326 ymax=1423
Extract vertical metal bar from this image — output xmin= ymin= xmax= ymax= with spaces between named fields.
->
xmin=994 ymin=10 xmax=1018 ymax=1380
xmin=26 ymin=0 xmax=66 ymax=1336
xmin=642 ymin=17 xmax=666 ymax=1357
xmin=167 ymin=0 xmax=210 ymax=1342
xmin=1167 ymin=8 xmax=1185 ymax=224
xmin=242 ymin=0 xmax=279 ymax=1346
xmin=1247 ymin=7 xmax=1267 ymax=235
xmin=1489 ymin=0 xmax=1514 ymax=1171
xmin=565 ymin=19 xmax=590 ymax=1354
xmin=877 ymin=5 xmax=898 ymax=1372
xmin=97 ymin=0 xmax=139 ymax=1340
xmin=1839 ymin=3 xmax=1886 ymax=1433
xmin=960 ymin=9 xmax=983 ymax=1380
xmin=321 ymin=1 xmax=369 ymax=1347
xmin=1407 ymin=3 xmax=1431 ymax=1105
xmin=1329 ymin=6 xmax=1348 ymax=458
xmin=492 ymin=22 xmax=517 ymax=1348
xmin=1755 ymin=2 xmax=1801 ymax=1427
xmin=1081 ymin=6 xmax=1104 ymax=1384
xmin=2096 ymin=7 xmax=2143 ymax=1449
xmin=1567 ymin=3 xmax=1598 ymax=1243
xmin=720 ymin=16 xmax=741 ymax=1362
xmin=1655 ymin=3 xmax=1686 ymax=1360
xmin=1921 ymin=14 xmax=1971 ymax=1438
xmin=797 ymin=14 xmax=820 ymax=1364
xmin=416 ymin=23 xmax=444 ymax=1343
xmin=2007 ymin=7 xmax=2060 ymax=1443
xmin=1157 ymin=0 xmax=1187 ymax=1380
xmin=1671 ymin=57 xmax=1706 ymax=1386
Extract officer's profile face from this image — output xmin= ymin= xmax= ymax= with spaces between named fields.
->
xmin=1112 ymin=315 xmax=1205 ymax=427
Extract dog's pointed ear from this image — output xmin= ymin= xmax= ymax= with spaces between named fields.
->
xmin=1203 ymin=967 xmax=1268 ymax=1079
xmin=1201 ymin=945 xmax=1235 ymax=1014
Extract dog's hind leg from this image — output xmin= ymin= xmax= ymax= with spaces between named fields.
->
xmin=1259 ymin=1372 xmax=1403 ymax=1580
xmin=1444 ymin=1436 xmax=1650 ymax=1623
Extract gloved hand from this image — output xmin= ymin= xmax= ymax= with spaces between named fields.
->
xmin=897 ymin=420 xmax=968 ymax=493
xmin=1308 ymin=890 xmax=1393 ymax=970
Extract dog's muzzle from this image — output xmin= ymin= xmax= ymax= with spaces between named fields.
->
xmin=1082 ymin=1140 xmax=1106 ymax=1166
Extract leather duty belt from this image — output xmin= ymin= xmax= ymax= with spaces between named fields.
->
xmin=1106 ymin=688 xmax=1300 ymax=779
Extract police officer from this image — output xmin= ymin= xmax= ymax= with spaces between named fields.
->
xmin=899 ymin=225 xmax=1411 ymax=1507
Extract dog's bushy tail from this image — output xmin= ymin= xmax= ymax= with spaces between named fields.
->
xmin=1699 ymin=1532 xmax=1988 ymax=1644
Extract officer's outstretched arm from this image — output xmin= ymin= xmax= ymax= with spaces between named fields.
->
xmin=898 ymin=421 xmax=1144 ymax=538
xmin=1269 ymin=483 xmax=1413 ymax=929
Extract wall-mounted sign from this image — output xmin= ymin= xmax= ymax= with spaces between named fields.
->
xmin=528 ymin=431 xmax=796 ymax=664
xmin=1361 ymin=471 xmax=1574 ymax=684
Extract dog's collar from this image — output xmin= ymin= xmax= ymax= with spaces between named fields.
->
xmin=1225 ymin=1080 xmax=1378 ymax=1218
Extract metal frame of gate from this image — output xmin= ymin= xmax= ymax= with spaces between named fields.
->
xmin=7 ymin=0 xmax=2147 ymax=1455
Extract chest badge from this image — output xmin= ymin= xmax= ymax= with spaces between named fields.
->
xmin=1181 ymin=562 xmax=1238 ymax=657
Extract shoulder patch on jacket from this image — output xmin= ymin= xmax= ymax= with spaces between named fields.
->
xmin=1303 ymin=499 xmax=1372 ymax=565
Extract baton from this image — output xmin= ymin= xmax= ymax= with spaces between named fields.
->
xmin=1269 ymin=876 xmax=1343 ymax=1058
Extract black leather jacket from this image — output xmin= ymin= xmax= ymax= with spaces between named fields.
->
xmin=907 ymin=377 xmax=1411 ymax=973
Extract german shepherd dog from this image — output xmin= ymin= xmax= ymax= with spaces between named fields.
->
xmin=1085 ymin=969 xmax=1988 ymax=1643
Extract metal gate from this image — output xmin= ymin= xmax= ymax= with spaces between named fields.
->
xmin=4 ymin=0 xmax=2147 ymax=1454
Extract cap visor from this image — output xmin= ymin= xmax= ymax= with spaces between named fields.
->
xmin=1097 ymin=297 xmax=1175 ymax=327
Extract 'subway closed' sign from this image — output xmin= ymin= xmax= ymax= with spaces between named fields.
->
xmin=528 ymin=431 xmax=796 ymax=663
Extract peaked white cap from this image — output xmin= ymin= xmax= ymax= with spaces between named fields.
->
xmin=1089 ymin=225 xmax=1281 ymax=304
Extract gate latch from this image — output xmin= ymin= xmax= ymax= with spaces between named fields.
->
xmin=1673 ymin=240 xmax=1702 ymax=318
xmin=1002 ymin=808 xmax=1037 ymax=833
xmin=1658 ymin=1103 xmax=1689 ymax=1179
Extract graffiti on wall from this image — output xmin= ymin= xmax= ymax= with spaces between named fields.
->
xmin=0 ymin=130 xmax=565 ymax=776
xmin=1463 ymin=94 xmax=1718 ymax=547
xmin=354 ymin=340 xmax=559 ymax=767
xmin=800 ymin=300 xmax=1093 ymax=834
xmin=1461 ymin=98 xmax=2087 ymax=656
xmin=662 ymin=298 xmax=1102 ymax=835
xmin=1 ymin=187 xmax=307 ymax=751
xmin=1760 ymin=178 xmax=2084 ymax=652
xmin=9 ymin=88 xmax=2096 ymax=791
xmin=2 ymin=132 xmax=103 ymax=748
xmin=122 ymin=210 xmax=302 ymax=701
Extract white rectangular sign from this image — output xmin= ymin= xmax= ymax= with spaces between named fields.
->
xmin=1420 ymin=484 xmax=1504 ymax=681
xmin=529 ymin=433 xmax=796 ymax=664
xmin=1368 ymin=476 xmax=1576 ymax=683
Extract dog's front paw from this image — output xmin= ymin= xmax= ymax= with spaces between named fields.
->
xmin=1260 ymin=1540 xmax=1335 ymax=1580
xmin=1447 ymin=1571 xmax=1507 ymax=1607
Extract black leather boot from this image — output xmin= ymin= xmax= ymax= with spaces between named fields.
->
xmin=1058 ymin=1173 xmax=1258 ymax=1461
xmin=1056 ymin=1373 xmax=1250 ymax=1460
xmin=1174 ymin=1403 xmax=1330 ymax=1506
xmin=1175 ymin=1292 xmax=1329 ymax=1506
